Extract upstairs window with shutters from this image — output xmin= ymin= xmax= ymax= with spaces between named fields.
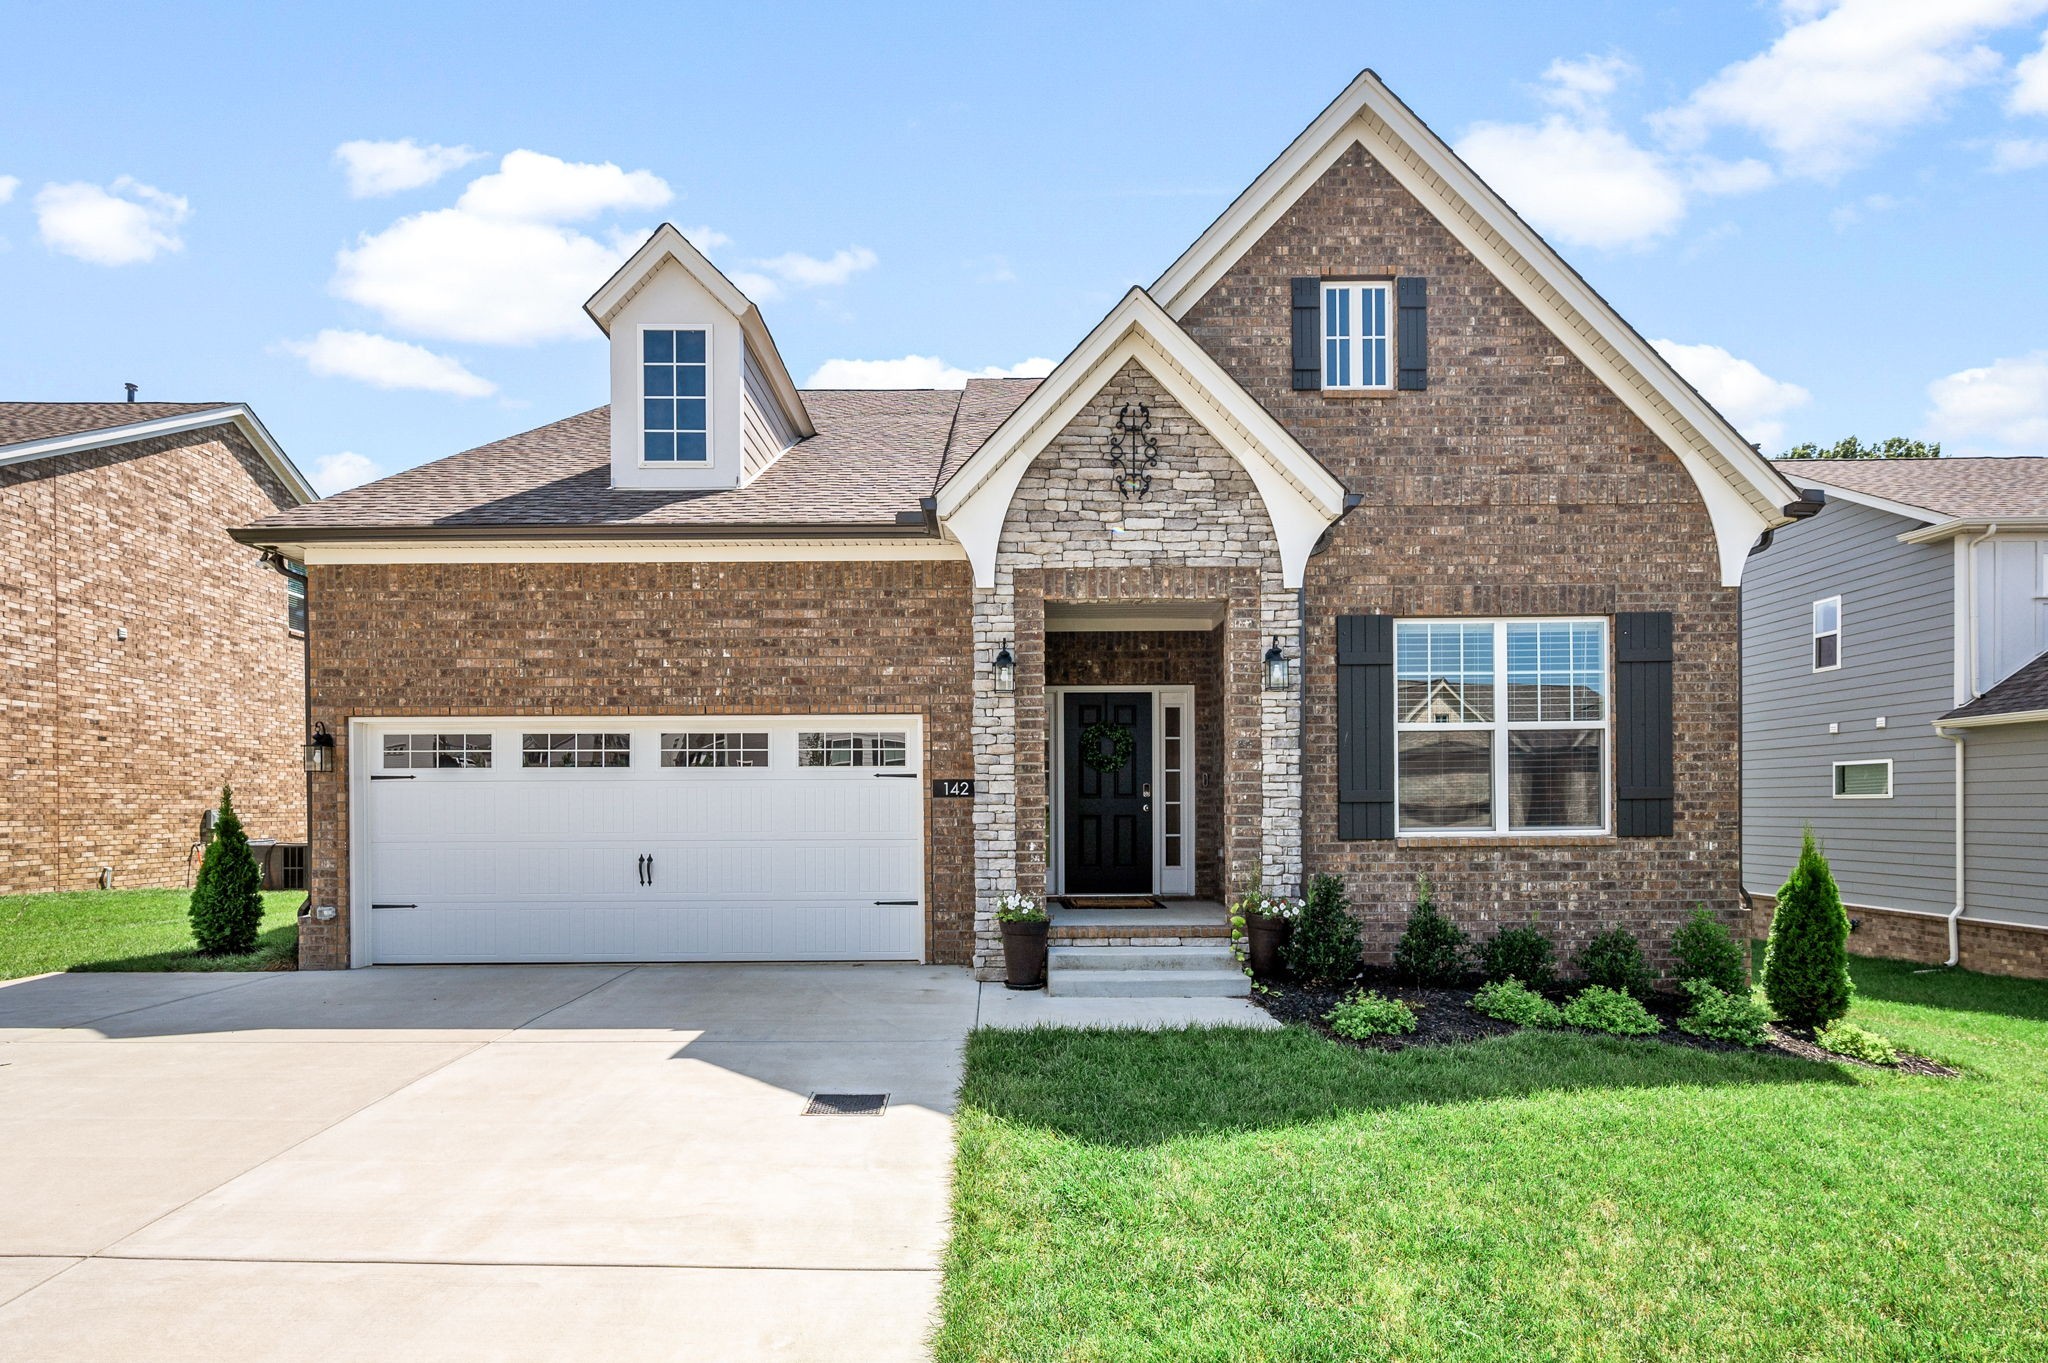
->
xmin=1322 ymin=281 xmax=1392 ymax=391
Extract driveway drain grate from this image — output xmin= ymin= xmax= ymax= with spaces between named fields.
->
xmin=805 ymin=1092 xmax=889 ymax=1116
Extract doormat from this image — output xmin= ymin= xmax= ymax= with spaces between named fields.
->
xmin=1060 ymin=896 xmax=1163 ymax=910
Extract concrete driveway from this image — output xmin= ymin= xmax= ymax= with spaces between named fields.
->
xmin=0 ymin=963 xmax=982 ymax=1362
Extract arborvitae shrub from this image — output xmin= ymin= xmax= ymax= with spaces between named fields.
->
xmin=1392 ymin=876 xmax=1470 ymax=987
xmin=1478 ymin=924 xmax=1557 ymax=988
xmin=189 ymin=785 xmax=264 ymax=956
xmin=1283 ymin=872 xmax=1362 ymax=986
xmin=1763 ymin=828 xmax=1855 ymax=1030
xmin=1673 ymin=904 xmax=1747 ymax=996
xmin=1574 ymin=927 xmax=1654 ymax=999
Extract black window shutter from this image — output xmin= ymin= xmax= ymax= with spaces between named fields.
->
xmin=1396 ymin=276 xmax=1428 ymax=390
xmin=1615 ymin=611 xmax=1674 ymax=837
xmin=1291 ymin=276 xmax=1321 ymax=390
xmin=1337 ymin=615 xmax=1395 ymax=839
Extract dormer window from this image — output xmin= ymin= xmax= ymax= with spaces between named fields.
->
xmin=642 ymin=327 xmax=709 ymax=463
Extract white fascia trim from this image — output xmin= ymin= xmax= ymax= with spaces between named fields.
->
xmin=584 ymin=224 xmax=814 ymax=438
xmin=936 ymin=287 xmax=1345 ymax=590
xmin=1934 ymin=708 xmax=2048 ymax=731
xmin=301 ymin=537 xmax=966 ymax=566
xmin=1770 ymin=475 xmax=1942 ymax=526
xmin=0 ymin=405 xmax=318 ymax=505
xmin=1901 ymin=516 xmax=2048 ymax=545
xmin=1149 ymin=71 xmax=1795 ymax=587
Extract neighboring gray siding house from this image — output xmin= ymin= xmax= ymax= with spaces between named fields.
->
xmin=1743 ymin=457 xmax=2048 ymax=978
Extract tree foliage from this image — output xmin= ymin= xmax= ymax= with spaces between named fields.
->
xmin=1763 ymin=828 xmax=1855 ymax=1029
xmin=189 ymin=785 xmax=265 ymax=956
xmin=1781 ymin=436 xmax=1940 ymax=460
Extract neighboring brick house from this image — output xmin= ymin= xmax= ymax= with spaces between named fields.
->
xmin=235 ymin=72 xmax=1810 ymax=981
xmin=2 ymin=402 xmax=315 ymax=895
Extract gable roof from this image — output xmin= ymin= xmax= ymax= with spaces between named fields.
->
xmin=1775 ymin=457 xmax=2048 ymax=526
xmin=1940 ymin=649 xmax=2048 ymax=728
xmin=1151 ymin=69 xmax=1803 ymax=586
xmin=934 ymin=287 xmax=1349 ymax=588
xmin=236 ymin=385 xmax=1037 ymax=553
xmin=0 ymin=402 xmax=316 ymax=504
xmin=583 ymin=223 xmax=814 ymax=440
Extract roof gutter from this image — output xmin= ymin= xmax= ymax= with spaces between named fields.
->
xmin=1900 ymin=515 xmax=2048 ymax=546
xmin=227 ymin=519 xmax=945 ymax=551
xmin=1748 ymin=487 xmax=1827 ymax=557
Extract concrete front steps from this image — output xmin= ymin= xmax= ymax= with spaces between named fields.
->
xmin=1044 ymin=901 xmax=1249 ymax=998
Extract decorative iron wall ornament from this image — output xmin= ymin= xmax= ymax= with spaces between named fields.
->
xmin=1109 ymin=403 xmax=1159 ymax=499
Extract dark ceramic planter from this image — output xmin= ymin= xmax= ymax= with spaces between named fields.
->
xmin=1245 ymin=913 xmax=1292 ymax=978
xmin=1001 ymin=919 xmax=1049 ymax=990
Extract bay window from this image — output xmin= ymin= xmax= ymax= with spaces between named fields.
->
xmin=1394 ymin=619 xmax=1609 ymax=834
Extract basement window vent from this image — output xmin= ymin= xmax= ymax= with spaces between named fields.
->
xmin=804 ymin=1092 xmax=889 ymax=1117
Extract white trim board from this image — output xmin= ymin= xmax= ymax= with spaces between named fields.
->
xmin=0 ymin=404 xmax=317 ymax=505
xmin=300 ymin=538 xmax=965 ymax=566
xmin=1149 ymin=70 xmax=1799 ymax=586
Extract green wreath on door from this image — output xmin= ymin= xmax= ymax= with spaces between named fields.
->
xmin=1079 ymin=721 xmax=1136 ymax=774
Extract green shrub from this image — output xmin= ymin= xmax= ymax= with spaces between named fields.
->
xmin=1574 ymin=927 xmax=1654 ymax=998
xmin=1326 ymin=989 xmax=1418 ymax=1039
xmin=188 ymin=785 xmax=264 ymax=956
xmin=1283 ymin=872 xmax=1362 ymax=986
xmin=1560 ymin=985 xmax=1663 ymax=1036
xmin=1673 ymin=904 xmax=1747 ymax=996
xmin=1392 ymin=876 xmax=1470 ymax=986
xmin=1816 ymin=1020 xmax=1898 ymax=1066
xmin=1478 ymin=924 xmax=1557 ymax=988
xmin=1470 ymin=977 xmax=1562 ymax=1028
xmin=1677 ymin=979 xmax=1773 ymax=1047
xmin=1763 ymin=828 xmax=1855 ymax=1029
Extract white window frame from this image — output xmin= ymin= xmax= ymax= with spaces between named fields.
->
xmin=1812 ymin=595 xmax=1842 ymax=673
xmin=637 ymin=324 xmax=712 ymax=467
xmin=1832 ymin=758 xmax=1893 ymax=800
xmin=1321 ymin=280 xmax=1394 ymax=392
xmin=1393 ymin=617 xmax=1612 ymax=838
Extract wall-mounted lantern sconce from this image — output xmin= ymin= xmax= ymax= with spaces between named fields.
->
xmin=303 ymin=721 xmax=336 ymax=773
xmin=1264 ymin=637 xmax=1292 ymax=691
xmin=992 ymin=640 xmax=1017 ymax=694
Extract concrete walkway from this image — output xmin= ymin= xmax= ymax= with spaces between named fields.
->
xmin=0 ymin=964 xmax=1271 ymax=1361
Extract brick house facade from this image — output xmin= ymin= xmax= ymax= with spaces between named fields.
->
xmin=2 ymin=406 xmax=314 ymax=895
xmin=237 ymin=73 xmax=1805 ymax=975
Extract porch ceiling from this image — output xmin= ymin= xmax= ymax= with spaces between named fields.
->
xmin=1044 ymin=600 xmax=1227 ymax=633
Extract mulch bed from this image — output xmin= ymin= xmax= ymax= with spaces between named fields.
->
xmin=1252 ymin=966 xmax=1958 ymax=1075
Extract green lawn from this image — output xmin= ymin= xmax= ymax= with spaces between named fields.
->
xmin=0 ymin=888 xmax=303 ymax=979
xmin=939 ymin=958 xmax=2048 ymax=1362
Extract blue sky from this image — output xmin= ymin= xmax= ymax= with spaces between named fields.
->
xmin=4 ymin=1 xmax=2047 ymax=492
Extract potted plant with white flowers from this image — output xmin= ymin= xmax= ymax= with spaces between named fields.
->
xmin=1243 ymin=888 xmax=1304 ymax=979
xmin=997 ymin=891 xmax=1049 ymax=990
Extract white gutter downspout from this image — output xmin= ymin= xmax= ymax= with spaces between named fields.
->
xmin=1935 ymin=726 xmax=1967 ymax=968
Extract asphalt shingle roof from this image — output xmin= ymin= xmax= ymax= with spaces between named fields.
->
xmin=249 ymin=384 xmax=1039 ymax=535
xmin=0 ymin=402 xmax=229 ymax=449
xmin=1774 ymin=457 xmax=2048 ymax=520
xmin=1942 ymin=650 xmax=2048 ymax=723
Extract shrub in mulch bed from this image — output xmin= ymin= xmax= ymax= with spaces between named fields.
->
xmin=1252 ymin=967 xmax=1958 ymax=1075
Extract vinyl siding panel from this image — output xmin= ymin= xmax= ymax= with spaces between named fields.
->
xmin=1963 ymin=721 xmax=2048 ymax=931
xmin=741 ymin=345 xmax=801 ymax=483
xmin=1742 ymin=500 xmax=1957 ymax=912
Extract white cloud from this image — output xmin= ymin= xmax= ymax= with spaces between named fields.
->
xmin=283 ymin=329 xmax=496 ymax=397
xmin=1537 ymin=53 xmax=1636 ymax=116
xmin=1654 ymin=0 xmax=2048 ymax=179
xmin=1989 ymin=134 xmax=2048 ymax=167
xmin=1925 ymin=350 xmax=2048 ymax=449
xmin=455 ymin=150 xmax=671 ymax=222
xmin=330 ymin=151 xmax=673 ymax=345
xmin=681 ymin=224 xmax=730 ymax=251
xmin=1653 ymin=339 xmax=1812 ymax=449
xmin=334 ymin=139 xmax=484 ymax=197
xmin=34 ymin=177 xmax=188 ymax=265
xmin=0 ymin=175 xmax=18 ymax=204
xmin=804 ymin=354 xmax=1055 ymax=389
xmin=309 ymin=451 xmax=383 ymax=495
xmin=732 ymin=246 xmax=879 ymax=302
xmin=2012 ymin=26 xmax=2048 ymax=111
xmin=1459 ymin=116 xmax=1688 ymax=250
xmin=1687 ymin=156 xmax=1777 ymax=195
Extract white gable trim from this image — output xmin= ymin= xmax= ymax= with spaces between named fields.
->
xmin=0 ymin=405 xmax=316 ymax=505
xmin=585 ymin=224 xmax=814 ymax=439
xmin=935 ymin=288 xmax=1346 ymax=589
xmin=298 ymin=537 xmax=965 ymax=566
xmin=1151 ymin=71 xmax=1801 ymax=587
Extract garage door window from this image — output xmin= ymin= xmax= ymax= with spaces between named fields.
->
xmin=798 ymin=731 xmax=908 ymax=767
xmin=661 ymin=731 xmax=769 ymax=768
xmin=522 ymin=733 xmax=632 ymax=768
xmin=383 ymin=733 xmax=493 ymax=769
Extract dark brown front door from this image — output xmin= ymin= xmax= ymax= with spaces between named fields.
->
xmin=1063 ymin=692 xmax=1153 ymax=894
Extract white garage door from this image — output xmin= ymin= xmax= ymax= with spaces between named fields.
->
xmin=356 ymin=717 xmax=925 ymax=964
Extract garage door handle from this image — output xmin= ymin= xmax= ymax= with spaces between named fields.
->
xmin=874 ymin=900 xmax=918 ymax=906
xmin=646 ymin=854 xmax=654 ymax=886
xmin=370 ymin=775 xmax=415 ymax=781
xmin=371 ymin=903 xmax=416 ymax=909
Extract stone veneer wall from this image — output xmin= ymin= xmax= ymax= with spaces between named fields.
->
xmin=0 ymin=427 xmax=305 ymax=893
xmin=1180 ymin=142 xmax=1743 ymax=970
xmin=969 ymin=359 xmax=1300 ymax=975
xmin=302 ymin=559 xmax=975 ymax=970
xmin=1046 ymin=626 xmax=1226 ymax=900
